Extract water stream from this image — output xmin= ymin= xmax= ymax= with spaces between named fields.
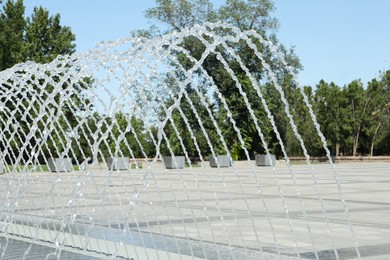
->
xmin=0 ymin=22 xmax=360 ymax=259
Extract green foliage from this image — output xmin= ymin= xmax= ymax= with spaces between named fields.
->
xmin=314 ymin=80 xmax=346 ymax=156
xmin=313 ymin=73 xmax=390 ymax=156
xmin=218 ymin=0 xmax=279 ymax=32
xmin=23 ymin=6 xmax=75 ymax=63
xmin=145 ymin=0 xmax=215 ymax=31
xmin=141 ymin=0 xmax=390 ymax=158
xmin=1 ymin=0 xmax=389 ymax=164
xmin=142 ymin=0 xmax=303 ymax=159
xmin=362 ymin=70 xmax=390 ymax=155
xmin=0 ymin=0 xmax=25 ymax=70
xmin=341 ymin=80 xmax=369 ymax=156
xmin=0 ymin=0 xmax=76 ymax=70
xmin=79 ymin=112 xmax=154 ymax=163
xmin=0 ymin=0 xmax=79 ymax=165
xmin=160 ymin=91 xmax=223 ymax=158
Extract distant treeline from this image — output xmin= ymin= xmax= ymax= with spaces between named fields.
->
xmin=159 ymin=70 xmax=390 ymax=160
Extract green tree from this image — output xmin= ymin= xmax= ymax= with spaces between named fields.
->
xmin=314 ymin=80 xmax=346 ymax=156
xmin=142 ymin=0 xmax=302 ymax=159
xmin=161 ymin=91 xmax=223 ymax=158
xmin=23 ymin=6 xmax=75 ymax=63
xmin=0 ymin=0 xmax=78 ymax=165
xmin=282 ymin=83 xmax=323 ymax=157
xmin=0 ymin=0 xmax=75 ymax=69
xmin=342 ymin=80 xmax=370 ymax=156
xmin=363 ymin=70 xmax=390 ymax=156
xmin=107 ymin=112 xmax=153 ymax=158
xmin=0 ymin=0 xmax=25 ymax=70
xmin=145 ymin=0 xmax=215 ymax=31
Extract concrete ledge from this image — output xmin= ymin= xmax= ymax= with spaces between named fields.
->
xmin=289 ymin=156 xmax=390 ymax=163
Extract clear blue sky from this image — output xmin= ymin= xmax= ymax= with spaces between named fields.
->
xmin=23 ymin=0 xmax=390 ymax=88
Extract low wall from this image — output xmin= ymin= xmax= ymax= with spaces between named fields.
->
xmin=289 ymin=156 xmax=390 ymax=163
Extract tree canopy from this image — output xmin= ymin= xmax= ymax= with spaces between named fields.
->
xmin=0 ymin=0 xmax=75 ymax=70
xmin=1 ymin=0 xmax=389 ymax=163
xmin=138 ymin=0 xmax=390 ymax=158
xmin=139 ymin=0 xmax=306 ymax=159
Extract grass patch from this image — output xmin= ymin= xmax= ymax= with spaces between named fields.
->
xmin=185 ymin=163 xmax=202 ymax=167
xmin=3 ymin=164 xmax=79 ymax=173
xmin=131 ymin=163 xmax=142 ymax=169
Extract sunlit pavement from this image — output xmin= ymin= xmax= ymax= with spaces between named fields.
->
xmin=0 ymin=161 xmax=389 ymax=259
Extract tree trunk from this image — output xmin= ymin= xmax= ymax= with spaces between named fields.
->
xmin=352 ymin=95 xmax=370 ymax=157
xmin=353 ymin=132 xmax=359 ymax=157
xmin=336 ymin=143 xmax=340 ymax=157
xmin=370 ymin=122 xmax=382 ymax=156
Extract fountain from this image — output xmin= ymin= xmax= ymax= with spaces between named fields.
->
xmin=0 ymin=22 xmax=361 ymax=259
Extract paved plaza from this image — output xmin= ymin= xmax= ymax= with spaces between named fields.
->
xmin=0 ymin=161 xmax=389 ymax=259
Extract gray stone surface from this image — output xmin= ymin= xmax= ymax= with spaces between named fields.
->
xmin=0 ymin=237 xmax=102 ymax=260
xmin=0 ymin=161 xmax=3 ymax=174
xmin=209 ymin=155 xmax=231 ymax=167
xmin=47 ymin=158 xmax=73 ymax=172
xmin=106 ymin=157 xmax=129 ymax=170
xmin=0 ymin=162 xmax=389 ymax=259
xmin=255 ymin=154 xmax=276 ymax=166
xmin=163 ymin=156 xmax=185 ymax=169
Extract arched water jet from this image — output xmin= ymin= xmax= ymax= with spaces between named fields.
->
xmin=0 ymin=22 xmax=360 ymax=259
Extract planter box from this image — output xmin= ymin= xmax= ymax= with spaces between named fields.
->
xmin=48 ymin=158 xmax=73 ymax=172
xmin=255 ymin=154 xmax=276 ymax=166
xmin=106 ymin=157 xmax=129 ymax=170
xmin=210 ymin=155 xmax=231 ymax=167
xmin=163 ymin=156 xmax=185 ymax=169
